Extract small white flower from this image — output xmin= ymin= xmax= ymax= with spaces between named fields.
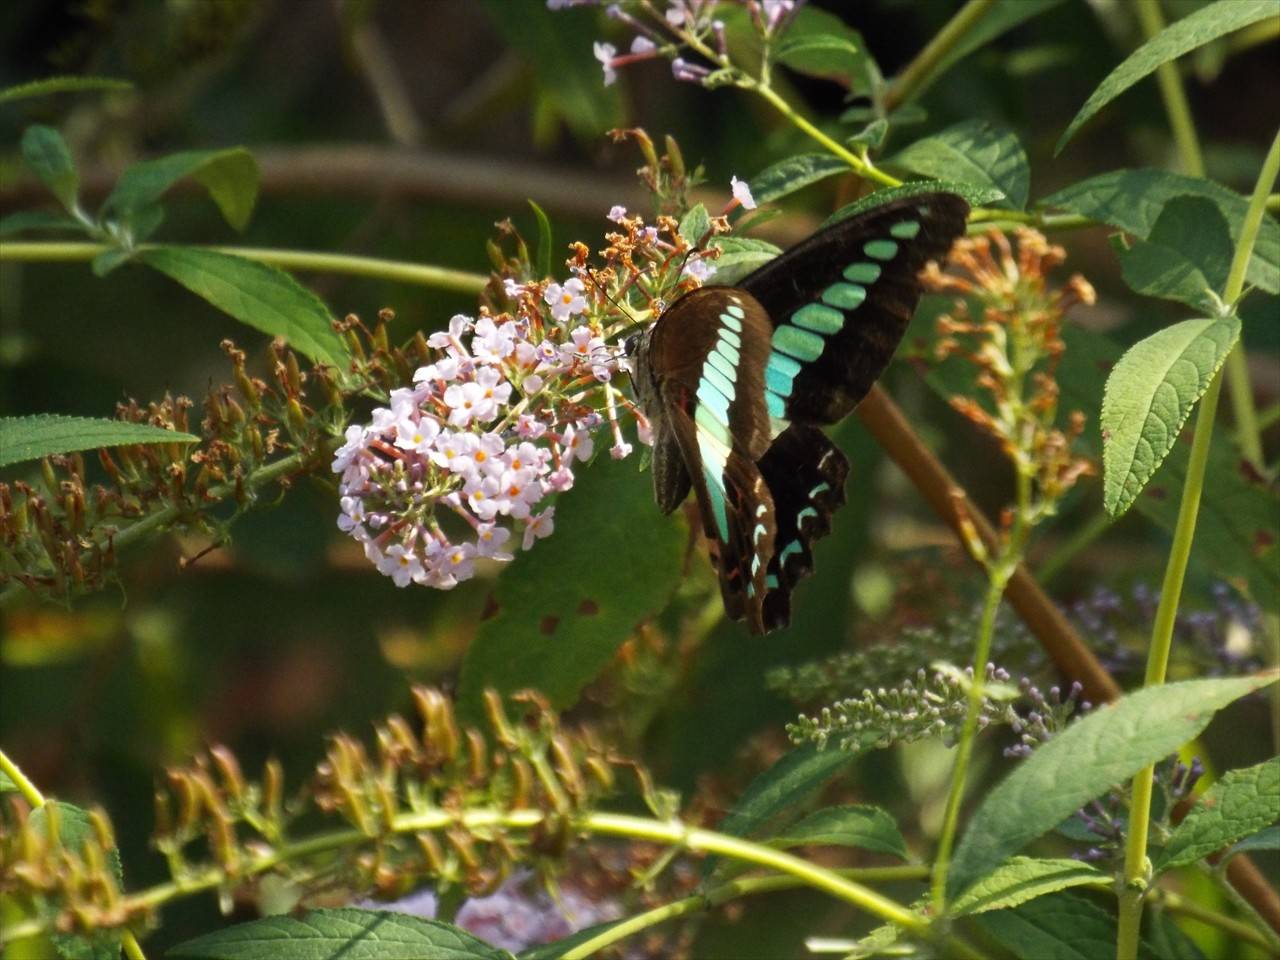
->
xmin=731 ymin=175 xmax=757 ymax=210
xmin=593 ymin=41 xmax=618 ymax=86
xmin=606 ymin=204 xmax=628 ymax=223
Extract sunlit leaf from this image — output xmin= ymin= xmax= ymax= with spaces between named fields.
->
xmin=822 ymin=180 xmax=1004 ymax=229
xmin=1115 ymin=196 xmax=1233 ymax=310
xmin=709 ymin=236 xmax=782 ymax=286
xmin=748 ymin=153 xmax=849 ymax=206
xmin=1156 ymin=757 xmax=1280 ymax=872
xmin=1058 ymin=0 xmax=1278 ymax=152
xmin=768 ymin=804 xmax=909 ymax=860
xmin=1101 ymin=316 xmax=1240 ymax=517
xmin=0 ymin=415 xmax=198 ymax=469
xmin=0 ymin=75 xmax=132 ymax=104
xmin=950 ymin=857 xmax=1108 ymax=916
xmin=890 ymin=120 xmax=1029 ymax=210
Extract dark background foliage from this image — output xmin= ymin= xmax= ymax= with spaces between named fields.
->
xmin=1 ymin=0 xmax=1276 ymax=955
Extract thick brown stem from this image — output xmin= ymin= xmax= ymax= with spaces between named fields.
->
xmin=856 ymin=383 xmax=1280 ymax=933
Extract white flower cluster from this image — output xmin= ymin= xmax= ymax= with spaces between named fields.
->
xmin=332 ymin=304 xmax=628 ymax=589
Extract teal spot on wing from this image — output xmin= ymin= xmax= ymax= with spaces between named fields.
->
xmin=718 ymin=328 xmax=742 ymax=350
xmin=702 ymin=464 xmax=729 ymax=539
xmin=792 ymin=303 xmax=844 ymax=334
xmin=890 ymin=219 xmax=921 ymax=239
xmin=720 ymin=312 xmax=743 ymax=333
xmin=809 ymin=481 xmax=831 ymax=497
xmin=695 ymin=403 xmax=732 ymax=447
xmin=714 ymin=339 xmax=740 ymax=365
xmin=725 ymin=303 xmax=746 ymax=320
xmin=821 ymin=282 xmax=867 ymax=310
xmin=844 ymin=262 xmax=882 ymax=283
xmin=797 ymin=506 xmax=818 ymax=523
xmin=765 ymin=364 xmax=796 ymax=396
xmin=864 ymin=238 xmax=898 ymax=261
xmin=767 ymin=352 xmax=801 ymax=379
xmin=766 ymin=391 xmax=787 ymax=418
xmin=772 ymin=325 xmax=824 ymax=361
xmin=766 ymin=573 xmax=779 ymax=588
xmin=779 ymin=540 xmax=804 ymax=562
xmin=697 ymin=380 xmax=731 ymax=422
xmin=704 ymin=349 xmax=737 ymax=387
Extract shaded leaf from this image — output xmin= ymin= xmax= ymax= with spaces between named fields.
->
xmin=1042 ymin=169 xmax=1280 ymax=294
xmin=528 ymin=199 xmax=553 ymax=281
xmin=1101 ymin=315 xmax=1240 ymax=517
xmin=1156 ymin=757 xmax=1280 ymax=871
xmin=889 ymin=119 xmax=1029 ymax=210
xmin=1116 ymin=196 xmax=1233 ymax=309
xmin=769 ymin=804 xmax=908 ymax=860
xmin=708 ymin=236 xmax=782 ymax=286
xmin=678 ymin=203 xmax=711 ymax=247
xmin=0 ymin=414 xmax=198 ymax=468
xmin=926 ymin=0 xmax=1067 ymax=90
xmin=102 ymin=148 xmax=259 ymax=232
xmin=822 ymin=180 xmax=1003 ymax=229
xmin=0 ymin=75 xmax=132 ymax=104
xmin=0 ymin=211 xmax=87 ymax=237
xmin=20 ymin=125 xmax=79 ymax=212
xmin=30 ymin=802 xmax=124 ymax=960
xmin=1058 ymin=0 xmax=1278 ymax=152
xmin=1226 ymin=825 xmax=1280 ymax=861
xmin=1144 ymin=910 xmax=1207 ymax=960
xmin=773 ymin=8 xmax=873 ymax=91
xmin=169 ymin=909 xmax=512 ymax=959
xmin=136 ymin=247 xmax=347 ymax=367
xmin=702 ymin=744 xmax=852 ymax=879
xmin=456 ymin=455 xmax=684 ymax=719
xmin=951 ymin=857 xmax=1108 ymax=916
xmin=749 ymin=153 xmax=849 ymax=206
xmin=976 ymin=891 xmax=1164 ymax=960
xmin=948 ymin=673 xmax=1277 ymax=897
xmin=479 ymin=0 xmax=621 ymax=140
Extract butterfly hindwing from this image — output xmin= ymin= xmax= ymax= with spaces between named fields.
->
xmin=757 ymin=424 xmax=849 ymax=632
xmin=743 ymin=193 xmax=970 ymax=424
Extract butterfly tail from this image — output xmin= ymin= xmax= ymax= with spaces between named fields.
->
xmin=758 ymin=424 xmax=849 ymax=632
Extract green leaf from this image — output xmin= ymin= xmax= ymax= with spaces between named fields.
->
xmin=950 ymin=857 xmax=1108 ymax=916
xmin=822 ymin=180 xmax=1004 ymax=229
xmin=889 ymin=119 xmax=1029 ymax=210
xmin=456 ymin=454 xmax=684 ymax=718
xmin=748 ymin=153 xmax=850 ymax=206
xmin=1042 ymin=169 xmax=1280 ymax=294
xmin=0 ymin=76 xmax=132 ymax=105
xmin=1226 ymin=825 xmax=1280 ymax=860
xmin=528 ymin=199 xmax=553 ymax=281
xmin=772 ymin=8 xmax=873 ymax=91
xmin=92 ymin=248 xmax=135 ymax=277
xmin=517 ymin=920 xmax=625 ymax=960
xmin=923 ymin=0 xmax=1067 ymax=93
xmin=31 ymin=802 xmax=124 ymax=960
xmin=1057 ymin=0 xmax=1278 ymax=152
xmin=1101 ymin=315 xmax=1241 ymax=517
xmin=1115 ymin=196 xmax=1233 ymax=309
xmin=135 ymin=247 xmax=347 ymax=367
xmin=478 ymin=0 xmax=621 ymax=140
xmin=769 ymin=804 xmax=908 ymax=860
xmin=1156 ymin=757 xmax=1280 ymax=872
xmin=678 ymin=203 xmax=711 ymax=247
xmin=948 ymin=673 xmax=1278 ymax=898
xmin=0 ymin=211 xmax=87 ymax=237
xmin=0 ymin=414 xmax=198 ymax=468
xmin=976 ymin=891 xmax=1159 ymax=960
xmin=702 ymin=744 xmax=852 ymax=879
xmin=20 ymin=125 xmax=79 ymax=212
xmin=1054 ymin=325 xmax=1280 ymax=613
xmin=102 ymin=147 xmax=259 ymax=232
xmin=708 ymin=236 xmax=782 ymax=286
xmin=168 ymin=909 xmax=512 ymax=959
xmin=846 ymin=118 xmax=889 ymax=151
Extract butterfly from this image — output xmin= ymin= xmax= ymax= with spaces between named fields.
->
xmin=627 ymin=191 xmax=970 ymax=634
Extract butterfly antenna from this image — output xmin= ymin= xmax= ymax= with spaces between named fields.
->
xmin=585 ymin=267 xmax=646 ymax=341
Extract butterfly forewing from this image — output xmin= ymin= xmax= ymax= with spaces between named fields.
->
xmin=744 ymin=194 xmax=970 ymax=424
xmin=633 ymin=191 xmax=969 ymax=635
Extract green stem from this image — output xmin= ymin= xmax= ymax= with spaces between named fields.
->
xmin=1116 ymin=124 xmax=1280 ymax=960
xmin=884 ymin=0 xmax=997 ymax=113
xmin=0 ymin=444 xmax=324 ymax=608
xmin=1155 ymin=888 xmax=1276 ymax=952
xmin=0 ymin=808 xmax=986 ymax=958
xmin=0 ymin=749 xmax=150 ymax=960
xmin=747 ymin=82 xmax=899 ymax=189
xmin=560 ymin=865 xmax=931 ymax=960
xmin=0 ymin=241 xmax=488 ymax=294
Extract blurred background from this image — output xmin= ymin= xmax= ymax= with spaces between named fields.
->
xmin=1 ymin=0 xmax=1276 ymax=954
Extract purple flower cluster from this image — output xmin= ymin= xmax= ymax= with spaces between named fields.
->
xmin=333 ymin=306 xmax=631 ymax=589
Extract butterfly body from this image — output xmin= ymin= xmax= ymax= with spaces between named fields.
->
xmin=630 ymin=192 xmax=969 ymax=634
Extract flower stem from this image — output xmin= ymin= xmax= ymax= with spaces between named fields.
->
xmin=1115 ymin=124 xmax=1280 ymax=960
xmin=883 ymin=0 xmax=997 ymax=113
xmin=0 ymin=241 xmax=488 ymax=294
xmin=560 ymin=865 xmax=931 ymax=960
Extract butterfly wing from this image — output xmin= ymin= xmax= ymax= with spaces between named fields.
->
xmin=742 ymin=192 xmax=970 ymax=425
xmin=644 ymin=287 xmax=779 ymax=631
